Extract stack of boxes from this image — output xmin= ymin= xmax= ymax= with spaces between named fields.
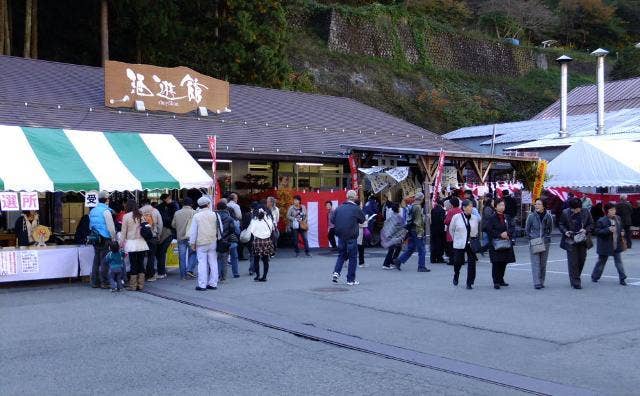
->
xmin=63 ymin=202 xmax=89 ymax=235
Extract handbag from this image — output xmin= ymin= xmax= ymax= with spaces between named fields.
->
xmin=529 ymin=214 xmax=547 ymax=254
xmin=240 ymin=228 xmax=252 ymax=243
xmin=469 ymin=237 xmax=481 ymax=253
xmin=492 ymin=238 xmax=512 ymax=251
xmin=299 ymin=220 xmax=309 ymax=231
xmin=216 ymin=240 xmax=231 ymax=253
xmin=530 ymin=238 xmax=546 ymax=254
xmin=574 ymin=232 xmax=587 ymax=244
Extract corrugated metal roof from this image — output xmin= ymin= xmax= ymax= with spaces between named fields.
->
xmin=503 ymin=108 xmax=640 ymax=150
xmin=477 ymin=108 xmax=640 ymax=146
xmin=533 ymin=76 xmax=640 ymax=120
xmin=0 ymin=55 xmax=467 ymax=158
xmin=442 ymin=124 xmax=509 ymax=139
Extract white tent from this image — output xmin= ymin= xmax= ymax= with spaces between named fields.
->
xmin=545 ymin=139 xmax=640 ymax=188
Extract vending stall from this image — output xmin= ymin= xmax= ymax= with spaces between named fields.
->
xmin=0 ymin=125 xmax=212 ymax=283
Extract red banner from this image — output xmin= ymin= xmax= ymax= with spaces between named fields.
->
xmin=432 ymin=149 xmax=446 ymax=208
xmin=207 ymin=135 xmax=217 ymax=197
xmin=348 ymin=154 xmax=359 ymax=191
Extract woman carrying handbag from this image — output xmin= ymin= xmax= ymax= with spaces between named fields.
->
xmin=485 ymin=198 xmax=516 ymax=289
xmin=449 ymin=200 xmax=480 ymax=289
xmin=525 ymin=199 xmax=553 ymax=289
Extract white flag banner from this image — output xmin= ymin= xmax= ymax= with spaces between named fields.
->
xmin=368 ymin=174 xmax=390 ymax=194
xmin=385 ymin=167 xmax=409 ymax=183
xmin=358 ymin=166 xmax=385 ymax=175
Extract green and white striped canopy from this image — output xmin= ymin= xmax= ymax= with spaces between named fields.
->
xmin=0 ymin=125 xmax=213 ymax=192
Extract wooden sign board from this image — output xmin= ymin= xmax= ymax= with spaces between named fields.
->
xmin=104 ymin=60 xmax=230 ymax=114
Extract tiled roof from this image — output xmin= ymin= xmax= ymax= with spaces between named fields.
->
xmin=533 ymin=76 xmax=640 ymax=120
xmin=0 ymin=55 xmax=466 ymax=159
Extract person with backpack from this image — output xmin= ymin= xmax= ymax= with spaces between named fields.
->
xmin=88 ymin=192 xmax=116 ymax=289
xmin=140 ymin=199 xmax=163 ymax=282
xmin=105 ymin=240 xmax=126 ymax=293
xmin=120 ymin=199 xmax=149 ymax=291
xmin=189 ymin=196 xmax=221 ymax=291
xmin=216 ymin=201 xmax=240 ymax=281
xmin=393 ymin=192 xmax=430 ymax=272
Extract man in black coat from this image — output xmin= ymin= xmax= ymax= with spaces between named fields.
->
xmin=558 ymin=198 xmax=594 ymax=289
xmin=591 ymin=203 xmax=627 ymax=285
xmin=430 ymin=200 xmax=446 ymax=263
xmin=331 ymin=190 xmax=365 ymax=285
xmin=502 ymin=190 xmax=518 ymax=219
xmin=615 ymin=194 xmax=633 ymax=249
xmin=156 ymin=193 xmax=179 ymax=279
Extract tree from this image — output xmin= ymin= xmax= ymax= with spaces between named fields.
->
xmin=613 ymin=0 xmax=640 ymax=43
xmin=100 ymin=0 xmax=107 ymax=65
xmin=477 ymin=0 xmax=557 ymax=42
xmin=557 ymin=0 xmax=625 ymax=49
xmin=405 ymin=0 xmax=472 ymax=27
xmin=610 ymin=46 xmax=640 ymax=80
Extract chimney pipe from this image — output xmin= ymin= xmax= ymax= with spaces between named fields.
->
xmin=556 ymin=55 xmax=572 ymax=138
xmin=591 ymin=48 xmax=609 ymax=135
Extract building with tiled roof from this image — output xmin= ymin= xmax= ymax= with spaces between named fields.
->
xmin=0 ymin=55 xmax=470 ymax=191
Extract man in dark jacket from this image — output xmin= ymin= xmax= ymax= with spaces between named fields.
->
xmin=591 ymin=203 xmax=627 ymax=285
xmin=216 ymin=201 xmax=240 ymax=281
xmin=615 ymin=194 xmax=633 ymax=249
xmin=331 ymin=190 xmax=365 ymax=285
xmin=503 ymin=190 xmax=518 ymax=218
xmin=429 ymin=200 xmax=446 ymax=263
xmin=156 ymin=193 xmax=179 ymax=279
xmin=558 ymin=198 xmax=594 ymax=289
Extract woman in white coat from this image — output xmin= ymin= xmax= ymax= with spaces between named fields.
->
xmin=449 ymin=199 xmax=479 ymax=289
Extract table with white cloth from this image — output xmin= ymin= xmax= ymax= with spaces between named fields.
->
xmin=0 ymin=245 xmax=87 ymax=283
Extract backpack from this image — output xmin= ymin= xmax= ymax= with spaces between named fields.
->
xmin=139 ymin=220 xmax=154 ymax=241
xmin=86 ymin=226 xmax=104 ymax=245
xmin=405 ymin=204 xmax=414 ymax=225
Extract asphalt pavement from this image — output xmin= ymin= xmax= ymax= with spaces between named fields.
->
xmin=2 ymin=236 xmax=639 ymax=395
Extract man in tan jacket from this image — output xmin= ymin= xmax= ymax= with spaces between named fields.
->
xmin=189 ymin=196 xmax=220 ymax=291
xmin=172 ymin=197 xmax=197 ymax=280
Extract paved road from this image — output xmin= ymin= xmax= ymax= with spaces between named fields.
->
xmin=2 ymin=236 xmax=639 ymax=395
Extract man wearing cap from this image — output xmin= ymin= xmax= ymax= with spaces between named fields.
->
xmin=331 ymin=190 xmax=365 ymax=285
xmin=189 ymin=196 xmax=221 ymax=291
xmin=88 ymin=191 xmax=116 ymax=289
xmin=393 ymin=192 xmax=430 ymax=272
xmin=172 ymin=197 xmax=197 ymax=280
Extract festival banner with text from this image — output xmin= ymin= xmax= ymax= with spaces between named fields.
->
xmin=532 ymin=160 xmax=547 ymax=200
xmin=432 ymin=149 xmax=446 ymax=208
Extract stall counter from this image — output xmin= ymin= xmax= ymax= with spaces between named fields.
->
xmin=0 ymin=245 xmax=88 ymax=283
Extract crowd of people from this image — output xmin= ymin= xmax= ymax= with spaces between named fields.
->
xmin=372 ymin=188 xmax=631 ymax=290
xmin=85 ymin=187 xmax=635 ymax=293
xmin=86 ymin=191 xmax=310 ymax=292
